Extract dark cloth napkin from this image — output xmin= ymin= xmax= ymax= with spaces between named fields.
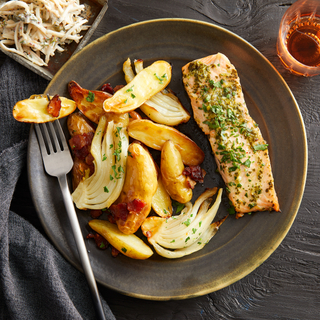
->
xmin=0 ymin=58 xmax=116 ymax=320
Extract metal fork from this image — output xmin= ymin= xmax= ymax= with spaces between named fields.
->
xmin=35 ymin=120 xmax=106 ymax=320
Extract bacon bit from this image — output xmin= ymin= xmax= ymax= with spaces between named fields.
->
xmin=109 ymin=199 xmax=147 ymax=221
xmin=113 ymin=84 xmax=124 ymax=92
xmin=183 ymin=165 xmax=206 ymax=183
xmin=109 ymin=202 xmax=129 ymax=221
xmin=107 ymin=212 xmax=116 ymax=224
xmin=69 ymin=132 xmax=94 ymax=159
xmin=186 ymin=177 xmax=197 ymax=189
xmin=111 ymin=246 xmax=120 ymax=257
xmin=85 ymin=153 xmax=94 ymax=166
xmin=127 ymin=198 xmax=146 ymax=213
xmin=86 ymin=233 xmax=108 ymax=250
xmin=146 ymin=231 xmax=152 ymax=238
xmin=90 ymin=210 xmax=103 ymax=219
xmin=47 ymin=94 xmax=62 ymax=117
xmin=101 ymin=83 xmax=114 ymax=95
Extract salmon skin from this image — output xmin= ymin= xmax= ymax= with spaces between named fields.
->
xmin=182 ymin=53 xmax=279 ymax=214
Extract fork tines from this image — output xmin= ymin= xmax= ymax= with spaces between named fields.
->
xmin=35 ymin=121 xmax=68 ymax=155
xmin=34 ymin=120 xmax=73 ymax=177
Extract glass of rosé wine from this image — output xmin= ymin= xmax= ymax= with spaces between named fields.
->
xmin=277 ymin=0 xmax=320 ymax=76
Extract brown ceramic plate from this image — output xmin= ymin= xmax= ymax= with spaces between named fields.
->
xmin=0 ymin=0 xmax=108 ymax=80
xmin=27 ymin=19 xmax=307 ymax=300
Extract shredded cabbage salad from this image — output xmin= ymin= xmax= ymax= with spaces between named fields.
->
xmin=0 ymin=0 xmax=90 ymax=66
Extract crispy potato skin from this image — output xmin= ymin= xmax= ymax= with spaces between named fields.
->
xmin=129 ymin=110 xmax=142 ymax=121
xmin=116 ymin=142 xmax=158 ymax=234
xmin=71 ymin=157 xmax=91 ymax=191
xmin=128 ymin=119 xmax=204 ymax=166
xmin=67 ymin=111 xmax=95 ymax=137
xmin=161 ymin=140 xmax=192 ymax=203
xmin=68 ymin=81 xmax=111 ymax=124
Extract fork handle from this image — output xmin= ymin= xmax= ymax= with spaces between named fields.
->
xmin=58 ymin=174 xmax=106 ymax=320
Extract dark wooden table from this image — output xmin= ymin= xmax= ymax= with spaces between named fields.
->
xmin=5 ymin=0 xmax=320 ymax=319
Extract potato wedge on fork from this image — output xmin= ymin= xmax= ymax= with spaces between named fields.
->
xmin=13 ymin=94 xmax=76 ymax=123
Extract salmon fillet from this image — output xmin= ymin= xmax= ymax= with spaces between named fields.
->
xmin=182 ymin=53 xmax=280 ymax=214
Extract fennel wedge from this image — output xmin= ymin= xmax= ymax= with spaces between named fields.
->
xmin=72 ymin=115 xmax=129 ymax=210
xmin=141 ymin=188 xmax=227 ymax=258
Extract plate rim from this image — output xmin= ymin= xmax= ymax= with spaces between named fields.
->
xmin=28 ymin=18 xmax=308 ymax=300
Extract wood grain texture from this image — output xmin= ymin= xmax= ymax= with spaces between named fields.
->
xmin=8 ymin=0 xmax=320 ymax=319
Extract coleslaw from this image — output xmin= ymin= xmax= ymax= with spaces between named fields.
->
xmin=0 ymin=0 xmax=90 ymax=66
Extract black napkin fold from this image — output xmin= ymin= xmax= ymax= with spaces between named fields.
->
xmin=0 ymin=58 xmax=115 ymax=320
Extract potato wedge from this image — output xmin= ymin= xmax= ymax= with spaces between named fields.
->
xmin=88 ymin=220 xmax=153 ymax=260
xmin=128 ymin=119 xmax=205 ymax=166
xmin=161 ymin=140 xmax=192 ymax=203
xmin=67 ymin=111 xmax=96 ymax=137
xmin=128 ymin=110 xmax=142 ymax=121
xmin=13 ymin=95 xmax=76 ymax=123
xmin=133 ymin=59 xmax=190 ymax=126
xmin=123 ymin=58 xmax=190 ymax=126
xmin=141 ymin=216 xmax=164 ymax=238
xmin=152 ymin=175 xmax=172 ymax=217
xmin=68 ymin=81 xmax=112 ymax=124
xmin=71 ymin=157 xmax=91 ymax=191
xmin=111 ymin=142 xmax=158 ymax=234
xmin=103 ymin=60 xmax=172 ymax=113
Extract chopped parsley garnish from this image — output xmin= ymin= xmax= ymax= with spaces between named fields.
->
xmin=126 ymin=85 xmax=134 ymax=92
xmin=183 ymin=219 xmax=191 ymax=227
xmin=243 ymin=159 xmax=251 ymax=167
xmin=248 ymin=203 xmax=257 ymax=209
xmin=154 ymin=73 xmax=167 ymax=84
xmin=253 ymin=143 xmax=268 ymax=151
xmin=86 ymin=91 xmax=95 ymax=102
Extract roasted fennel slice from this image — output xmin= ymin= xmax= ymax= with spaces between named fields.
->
xmin=141 ymin=188 xmax=227 ymax=258
xmin=72 ymin=115 xmax=129 ymax=210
